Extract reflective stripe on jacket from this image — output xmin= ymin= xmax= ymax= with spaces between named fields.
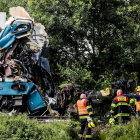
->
xmin=77 ymin=99 xmax=89 ymax=115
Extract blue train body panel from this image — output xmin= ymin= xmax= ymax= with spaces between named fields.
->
xmin=0 ymin=25 xmax=11 ymax=39
xmin=0 ymin=82 xmax=46 ymax=111
xmin=0 ymin=82 xmax=33 ymax=95
xmin=0 ymin=22 xmax=31 ymax=50
xmin=0 ymin=33 xmax=15 ymax=49
xmin=28 ymin=90 xmax=46 ymax=111
xmin=10 ymin=22 xmax=31 ymax=35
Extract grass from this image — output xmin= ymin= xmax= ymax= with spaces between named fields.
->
xmin=0 ymin=113 xmax=79 ymax=140
xmin=1 ymin=113 xmax=140 ymax=140
xmin=99 ymin=116 xmax=140 ymax=140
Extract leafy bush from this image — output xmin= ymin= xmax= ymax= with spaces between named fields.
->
xmin=100 ymin=117 xmax=140 ymax=140
xmin=0 ymin=113 xmax=79 ymax=140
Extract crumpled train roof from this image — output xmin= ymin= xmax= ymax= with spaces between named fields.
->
xmin=9 ymin=6 xmax=31 ymax=19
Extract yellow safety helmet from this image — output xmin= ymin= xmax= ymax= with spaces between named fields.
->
xmin=88 ymin=120 xmax=95 ymax=128
xmin=109 ymin=118 xmax=115 ymax=125
xmin=136 ymin=86 xmax=140 ymax=92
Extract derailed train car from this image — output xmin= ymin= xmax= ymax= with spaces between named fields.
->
xmin=0 ymin=7 xmax=58 ymax=116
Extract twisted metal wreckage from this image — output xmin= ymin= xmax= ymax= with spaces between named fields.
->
xmin=0 ymin=6 xmax=81 ymax=117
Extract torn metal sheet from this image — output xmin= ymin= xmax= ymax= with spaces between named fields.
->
xmin=9 ymin=6 xmax=31 ymax=19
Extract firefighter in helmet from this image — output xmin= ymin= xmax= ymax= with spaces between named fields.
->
xmin=76 ymin=93 xmax=95 ymax=140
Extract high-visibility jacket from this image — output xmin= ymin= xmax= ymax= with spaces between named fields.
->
xmin=77 ymin=99 xmax=89 ymax=115
xmin=110 ymin=95 xmax=130 ymax=119
xmin=123 ymin=93 xmax=140 ymax=112
xmin=76 ymin=99 xmax=93 ymax=120
xmin=136 ymin=101 xmax=140 ymax=111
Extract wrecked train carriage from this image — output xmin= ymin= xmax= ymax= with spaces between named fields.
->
xmin=0 ymin=7 xmax=57 ymax=116
xmin=55 ymin=84 xmax=81 ymax=116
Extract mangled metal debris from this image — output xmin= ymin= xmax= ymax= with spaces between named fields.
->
xmin=0 ymin=6 xmax=57 ymax=116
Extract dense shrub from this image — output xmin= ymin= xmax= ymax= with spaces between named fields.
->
xmin=4 ymin=113 xmax=140 ymax=140
xmin=99 ymin=117 xmax=140 ymax=140
xmin=0 ymin=113 xmax=79 ymax=140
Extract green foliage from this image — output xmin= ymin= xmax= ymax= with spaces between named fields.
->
xmin=37 ymin=0 xmax=140 ymax=90
xmin=58 ymin=60 xmax=96 ymax=90
xmin=100 ymin=117 xmax=140 ymax=140
xmin=0 ymin=113 xmax=79 ymax=140
xmin=0 ymin=0 xmax=28 ymax=16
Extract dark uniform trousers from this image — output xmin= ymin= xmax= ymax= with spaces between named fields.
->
xmin=78 ymin=119 xmax=91 ymax=140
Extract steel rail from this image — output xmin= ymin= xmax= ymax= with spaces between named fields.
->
xmin=28 ymin=116 xmax=72 ymax=123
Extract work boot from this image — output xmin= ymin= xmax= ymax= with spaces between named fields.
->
xmin=85 ymin=134 xmax=92 ymax=140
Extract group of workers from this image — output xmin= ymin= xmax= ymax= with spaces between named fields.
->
xmin=76 ymin=86 xmax=140 ymax=140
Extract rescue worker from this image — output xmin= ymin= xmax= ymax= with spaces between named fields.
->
xmin=129 ymin=98 xmax=136 ymax=115
xmin=110 ymin=89 xmax=130 ymax=124
xmin=123 ymin=86 xmax=140 ymax=116
xmin=76 ymin=93 xmax=95 ymax=140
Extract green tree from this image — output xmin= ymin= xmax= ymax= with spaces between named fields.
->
xmin=58 ymin=60 xmax=96 ymax=90
xmin=26 ymin=0 xmax=140 ymax=88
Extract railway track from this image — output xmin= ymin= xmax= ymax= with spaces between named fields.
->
xmin=28 ymin=116 xmax=106 ymax=125
xmin=1 ymin=111 xmax=106 ymax=125
xmin=28 ymin=116 xmax=71 ymax=123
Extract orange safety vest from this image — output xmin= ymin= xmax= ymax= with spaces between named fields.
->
xmin=77 ymin=99 xmax=89 ymax=115
xmin=136 ymin=101 xmax=140 ymax=111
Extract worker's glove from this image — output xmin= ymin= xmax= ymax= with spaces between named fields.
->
xmin=88 ymin=119 xmax=95 ymax=128
xmin=87 ymin=117 xmax=95 ymax=128
xmin=109 ymin=118 xmax=115 ymax=126
xmin=130 ymin=98 xmax=135 ymax=104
